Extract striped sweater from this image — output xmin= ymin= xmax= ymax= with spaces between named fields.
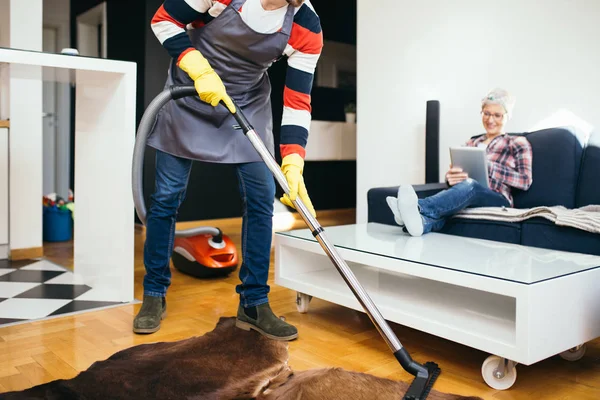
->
xmin=151 ymin=0 xmax=323 ymax=159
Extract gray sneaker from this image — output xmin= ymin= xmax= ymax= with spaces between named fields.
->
xmin=236 ymin=303 xmax=298 ymax=341
xmin=133 ymin=295 xmax=167 ymax=334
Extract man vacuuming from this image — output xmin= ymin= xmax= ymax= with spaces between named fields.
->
xmin=133 ymin=0 xmax=322 ymax=339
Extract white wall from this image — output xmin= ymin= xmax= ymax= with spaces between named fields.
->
xmin=8 ymin=0 xmax=42 ymax=51
xmin=5 ymin=0 xmax=44 ymax=251
xmin=0 ymin=1 xmax=9 ymax=120
xmin=356 ymin=0 xmax=600 ymax=223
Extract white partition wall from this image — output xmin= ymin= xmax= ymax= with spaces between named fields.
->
xmin=0 ymin=1 xmax=9 ymax=259
xmin=73 ymin=68 xmax=137 ymax=302
xmin=8 ymin=63 xmax=44 ymax=252
xmin=0 ymin=0 xmax=44 ymax=252
xmin=0 ymin=48 xmax=137 ymax=302
xmin=356 ymin=0 xmax=600 ymax=223
xmin=0 ymin=126 xmax=8 ymax=259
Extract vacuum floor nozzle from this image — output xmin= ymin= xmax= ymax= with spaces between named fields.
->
xmin=403 ymin=361 xmax=441 ymax=400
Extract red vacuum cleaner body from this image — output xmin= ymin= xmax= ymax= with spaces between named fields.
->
xmin=171 ymin=233 xmax=238 ymax=279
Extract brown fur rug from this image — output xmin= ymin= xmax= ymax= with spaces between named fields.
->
xmin=0 ymin=317 xmax=481 ymax=400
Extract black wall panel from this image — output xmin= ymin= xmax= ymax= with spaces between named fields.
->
xmin=425 ymin=100 xmax=440 ymax=183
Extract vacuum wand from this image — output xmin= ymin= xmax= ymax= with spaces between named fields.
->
xmin=161 ymin=85 xmax=440 ymax=400
xmin=230 ymin=103 xmax=403 ymax=350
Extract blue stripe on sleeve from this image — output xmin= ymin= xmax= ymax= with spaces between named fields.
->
xmin=163 ymin=32 xmax=193 ymax=60
xmin=285 ymin=67 xmax=314 ymax=95
xmin=280 ymin=125 xmax=308 ymax=147
xmin=294 ymin=4 xmax=322 ymax=34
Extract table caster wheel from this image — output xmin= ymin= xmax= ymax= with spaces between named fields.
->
xmin=296 ymin=292 xmax=312 ymax=313
xmin=560 ymin=344 xmax=586 ymax=361
xmin=481 ymin=355 xmax=517 ymax=390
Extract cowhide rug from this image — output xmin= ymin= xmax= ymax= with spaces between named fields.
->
xmin=0 ymin=317 xmax=481 ymax=400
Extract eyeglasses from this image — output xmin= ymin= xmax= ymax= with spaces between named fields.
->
xmin=481 ymin=111 xmax=505 ymax=120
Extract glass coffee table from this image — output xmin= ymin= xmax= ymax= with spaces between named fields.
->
xmin=274 ymin=223 xmax=600 ymax=390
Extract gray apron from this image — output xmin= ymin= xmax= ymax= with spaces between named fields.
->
xmin=147 ymin=0 xmax=295 ymax=164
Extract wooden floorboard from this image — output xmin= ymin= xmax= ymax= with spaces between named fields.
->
xmin=1 ymin=209 xmax=599 ymax=398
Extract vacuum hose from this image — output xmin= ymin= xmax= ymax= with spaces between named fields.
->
xmin=132 ymin=85 xmax=222 ymax=240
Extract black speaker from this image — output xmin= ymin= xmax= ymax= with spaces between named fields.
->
xmin=425 ymin=100 xmax=440 ymax=183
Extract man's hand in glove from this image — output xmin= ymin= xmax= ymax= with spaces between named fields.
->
xmin=178 ymin=49 xmax=235 ymax=113
xmin=280 ymin=153 xmax=316 ymax=218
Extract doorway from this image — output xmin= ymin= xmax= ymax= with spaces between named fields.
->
xmin=76 ymin=2 xmax=107 ymax=58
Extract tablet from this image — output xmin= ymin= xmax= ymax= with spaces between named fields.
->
xmin=449 ymin=147 xmax=490 ymax=189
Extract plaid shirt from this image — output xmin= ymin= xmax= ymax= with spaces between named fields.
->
xmin=465 ymin=134 xmax=533 ymax=206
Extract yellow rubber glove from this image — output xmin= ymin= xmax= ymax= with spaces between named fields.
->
xmin=280 ymin=153 xmax=316 ymax=218
xmin=178 ymin=49 xmax=235 ymax=113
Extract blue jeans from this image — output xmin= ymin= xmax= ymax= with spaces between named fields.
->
xmin=418 ymin=179 xmax=510 ymax=234
xmin=143 ymin=150 xmax=275 ymax=308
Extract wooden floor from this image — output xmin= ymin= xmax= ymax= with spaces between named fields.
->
xmin=2 ymin=209 xmax=600 ymax=399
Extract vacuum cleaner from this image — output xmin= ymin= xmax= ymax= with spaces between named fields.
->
xmin=132 ymin=94 xmax=238 ymax=279
xmin=135 ymin=85 xmax=441 ymax=400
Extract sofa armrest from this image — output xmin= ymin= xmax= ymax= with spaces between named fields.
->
xmin=367 ymin=182 xmax=448 ymax=225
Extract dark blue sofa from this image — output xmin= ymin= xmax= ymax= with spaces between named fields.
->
xmin=367 ymin=127 xmax=600 ymax=256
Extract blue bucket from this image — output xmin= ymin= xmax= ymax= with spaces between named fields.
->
xmin=43 ymin=206 xmax=73 ymax=242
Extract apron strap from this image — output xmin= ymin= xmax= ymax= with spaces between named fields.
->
xmin=280 ymin=3 xmax=295 ymax=35
xmin=229 ymin=0 xmax=246 ymax=10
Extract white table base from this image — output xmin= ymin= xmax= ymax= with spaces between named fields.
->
xmin=274 ymin=224 xmax=600 ymax=389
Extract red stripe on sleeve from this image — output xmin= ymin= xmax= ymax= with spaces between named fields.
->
xmin=152 ymin=4 xmax=186 ymax=28
xmin=176 ymin=47 xmax=196 ymax=65
xmin=288 ymin=23 xmax=323 ymax=55
xmin=280 ymin=144 xmax=306 ymax=159
xmin=284 ymin=86 xmax=311 ymax=112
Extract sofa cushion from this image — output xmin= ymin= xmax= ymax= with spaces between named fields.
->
xmin=576 ymin=131 xmax=600 ymax=207
xmin=367 ymin=184 xmax=448 ymax=226
xmin=367 ymin=187 xmax=400 ymax=226
xmin=521 ymin=218 xmax=600 ymax=256
xmin=441 ymin=218 xmax=521 ymax=245
xmin=512 ymin=127 xmax=586 ymax=209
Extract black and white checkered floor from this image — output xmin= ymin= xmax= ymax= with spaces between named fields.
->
xmin=0 ymin=258 xmax=128 ymax=327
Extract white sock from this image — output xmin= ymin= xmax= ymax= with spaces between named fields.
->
xmin=397 ymin=185 xmax=424 ymax=237
xmin=385 ymin=196 xmax=404 ymax=226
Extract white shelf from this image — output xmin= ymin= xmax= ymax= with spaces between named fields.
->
xmin=305 ymin=120 xmax=356 ymax=161
xmin=0 ymin=47 xmax=135 ymax=74
xmin=278 ymin=246 xmax=516 ymax=347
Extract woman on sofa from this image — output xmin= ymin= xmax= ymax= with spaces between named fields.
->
xmin=387 ymin=88 xmax=533 ymax=236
